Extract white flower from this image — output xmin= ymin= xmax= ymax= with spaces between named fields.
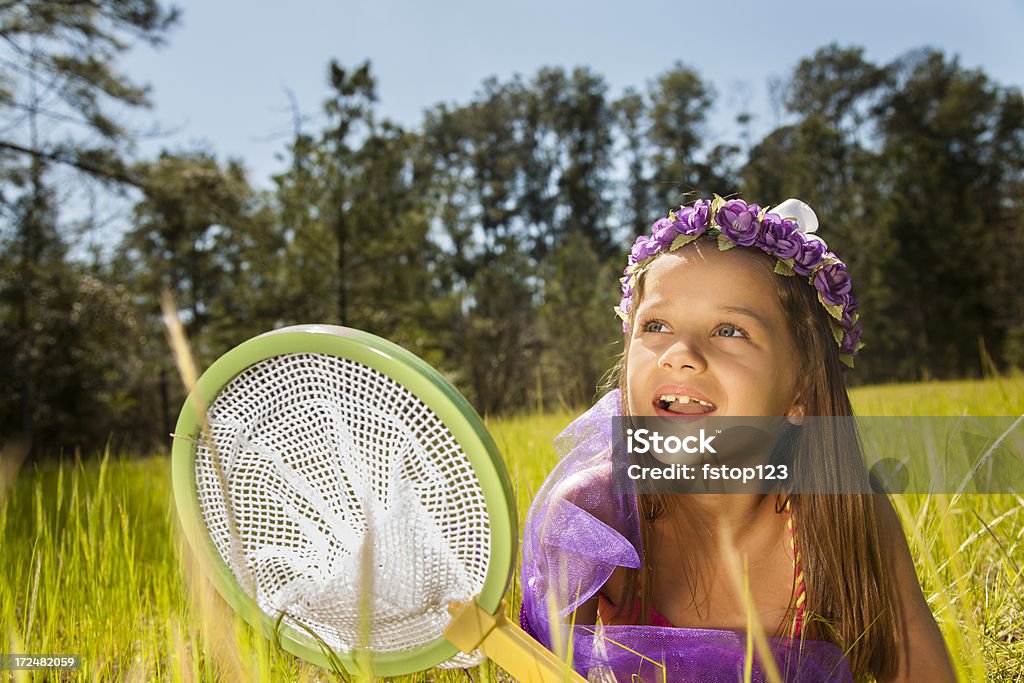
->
xmin=770 ymin=198 xmax=818 ymax=234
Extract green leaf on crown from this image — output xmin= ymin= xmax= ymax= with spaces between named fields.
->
xmin=716 ymin=234 xmax=736 ymax=251
xmin=817 ymin=291 xmax=844 ymax=320
xmin=839 ymin=354 xmax=855 ymax=369
xmin=773 ymin=259 xmax=795 ymax=276
xmin=821 ymin=254 xmax=841 ymax=267
xmin=710 ymin=194 xmax=726 ymax=219
xmin=669 ymin=233 xmax=700 ymax=251
xmin=613 ymin=305 xmax=628 ymax=320
xmin=828 ymin=320 xmax=844 ymax=345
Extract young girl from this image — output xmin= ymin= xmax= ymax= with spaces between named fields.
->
xmin=519 ymin=197 xmax=956 ymax=682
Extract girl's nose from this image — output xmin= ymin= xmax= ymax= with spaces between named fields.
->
xmin=659 ymin=339 xmax=707 ymax=373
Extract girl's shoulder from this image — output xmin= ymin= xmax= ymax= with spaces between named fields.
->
xmin=869 ymin=494 xmax=957 ymax=681
xmin=870 ymin=493 xmax=906 ymax=544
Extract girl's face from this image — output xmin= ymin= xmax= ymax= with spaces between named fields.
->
xmin=626 ymin=243 xmax=806 ymax=419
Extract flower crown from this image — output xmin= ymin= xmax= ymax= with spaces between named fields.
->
xmin=615 ymin=196 xmax=864 ymax=368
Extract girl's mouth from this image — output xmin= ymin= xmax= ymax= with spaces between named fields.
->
xmin=653 ymin=393 xmax=717 ymax=416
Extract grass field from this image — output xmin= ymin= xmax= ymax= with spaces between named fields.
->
xmin=1 ymin=375 xmax=1022 ymax=682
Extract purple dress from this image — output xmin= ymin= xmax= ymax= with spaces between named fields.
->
xmin=518 ymin=390 xmax=854 ymax=682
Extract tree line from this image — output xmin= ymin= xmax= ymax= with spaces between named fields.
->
xmin=2 ymin=2 xmax=1022 ymax=455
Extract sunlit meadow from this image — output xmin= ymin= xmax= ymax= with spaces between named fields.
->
xmin=1 ymin=375 xmax=1022 ymax=681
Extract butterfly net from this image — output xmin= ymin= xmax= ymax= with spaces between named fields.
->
xmin=192 ymin=352 xmax=489 ymax=667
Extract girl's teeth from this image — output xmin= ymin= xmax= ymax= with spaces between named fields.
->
xmin=658 ymin=394 xmax=714 ymax=408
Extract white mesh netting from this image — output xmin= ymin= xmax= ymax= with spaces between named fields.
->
xmin=193 ymin=352 xmax=490 ymax=666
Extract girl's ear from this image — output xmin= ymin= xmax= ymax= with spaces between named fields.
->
xmin=786 ymin=396 xmax=806 ymax=426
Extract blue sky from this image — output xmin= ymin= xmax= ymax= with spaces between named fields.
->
xmin=123 ymin=0 xmax=1024 ymax=188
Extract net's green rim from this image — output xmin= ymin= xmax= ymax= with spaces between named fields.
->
xmin=171 ymin=324 xmax=518 ymax=677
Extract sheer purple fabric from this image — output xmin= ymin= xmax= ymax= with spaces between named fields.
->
xmin=518 ymin=390 xmax=854 ymax=682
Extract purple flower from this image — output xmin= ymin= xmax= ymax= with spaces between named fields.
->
xmin=629 ymin=235 xmax=660 ymax=264
xmin=618 ymin=294 xmax=633 ymax=332
xmin=840 ymin=322 xmax=863 ymax=356
xmin=716 ymin=199 xmax=760 ymax=247
xmin=792 ymin=234 xmax=827 ymax=276
xmin=813 ymin=261 xmax=852 ymax=306
xmin=692 ymin=198 xmax=711 ymax=221
xmin=758 ymin=214 xmax=801 ymax=260
xmin=650 ymin=217 xmax=677 ymax=247
xmin=840 ymin=296 xmax=859 ymax=329
xmin=672 ymin=201 xmax=711 ymax=235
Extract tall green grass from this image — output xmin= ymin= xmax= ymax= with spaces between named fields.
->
xmin=1 ymin=376 xmax=1021 ymax=681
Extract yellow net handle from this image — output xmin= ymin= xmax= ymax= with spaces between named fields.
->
xmin=446 ymin=599 xmax=587 ymax=683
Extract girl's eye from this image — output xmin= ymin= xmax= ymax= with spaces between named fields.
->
xmin=641 ymin=319 xmax=668 ymax=333
xmin=715 ymin=323 xmax=747 ymax=339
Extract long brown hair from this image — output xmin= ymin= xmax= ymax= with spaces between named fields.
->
xmin=606 ymin=236 xmax=898 ymax=680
